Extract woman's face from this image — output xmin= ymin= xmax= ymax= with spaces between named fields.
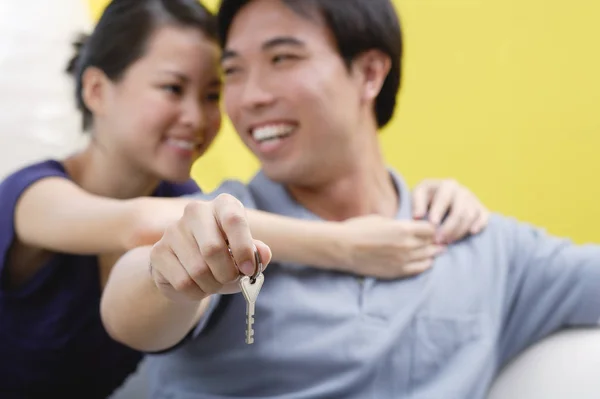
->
xmin=99 ymin=24 xmax=222 ymax=183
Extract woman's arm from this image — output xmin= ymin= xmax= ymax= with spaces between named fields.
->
xmin=246 ymin=210 xmax=346 ymax=268
xmin=246 ymin=179 xmax=489 ymax=279
xmin=247 ymin=211 xmax=439 ymax=279
xmin=12 ymin=175 xmax=487 ymax=279
xmin=13 ymin=177 xmax=155 ymax=254
xmin=133 ymin=179 xmax=490 ymax=279
xmin=131 ymin=204 xmax=438 ymax=279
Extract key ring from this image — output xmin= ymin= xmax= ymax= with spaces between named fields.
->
xmin=227 ymin=242 xmax=263 ymax=284
xmin=251 ymin=249 xmax=263 ymax=284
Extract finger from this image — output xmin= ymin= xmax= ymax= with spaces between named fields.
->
xmin=403 ymin=220 xmax=437 ymax=239
xmin=427 ymin=182 xmax=457 ymax=226
xmin=411 ymin=179 xmax=438 ymax=219
xmin=253 ymin=239 xmax=272 ymax=271
xmin=213 ymin=194 xmax=256 ymax=276
xmin=184 ymin=201 xmax=239 ymax=285
xmin=442 ymin=209 xmax=476 ymax=243
xmin=470 ymin=210 xmax=490 ymax=234
xmin=150 ymin=240 xmax=206 ymax=300
xmin=170 ymin=222 xmax=222 ymax=294
xmin=400 ymin=234 xmax=436 ymax=252
xmin=437 ymin=200 xmax=472 ymax=243
xmin=407 ymin=244 xmax=446 ymax=262
xmin=401 ymin=258 xmax=434 ymax=277
xmin=213 ymin=239 xmax=273 ymax=295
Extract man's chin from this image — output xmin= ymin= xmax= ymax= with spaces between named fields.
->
xmin=262 ymin=163 xmax=319 ymax=189
xmin=261 ymin=163 xmax=297 ymax=184
xmin=261 ymin=166 xmax=289 ymax=183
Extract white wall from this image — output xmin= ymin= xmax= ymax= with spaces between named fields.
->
xmin=0 ymin=0 xmax=91 ymax=180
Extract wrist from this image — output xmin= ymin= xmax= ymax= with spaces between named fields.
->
xmin=318 ymin=222 xmax=355 ymax=272
xmin=123 ymin=198 xmax=159 ymax=250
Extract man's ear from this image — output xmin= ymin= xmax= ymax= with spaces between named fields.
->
xmin=81 ymin=66 xmax=111 ymax=117
xmin=351 ymin=49 xmax=392 ymax=103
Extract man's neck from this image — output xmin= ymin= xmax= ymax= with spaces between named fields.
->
xmin=287 ymin=145 xmax=398 ymax=221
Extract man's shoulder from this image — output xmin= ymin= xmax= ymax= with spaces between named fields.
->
xmin=458 ymin=213 xmax=553 ymax=263
xmin=453 ymin=213 xmax=522 ymax=255
xmin=182 ymin=171 xmax=289 ymax=211
xmin=183 ymin=179 xmax=253 ymax=204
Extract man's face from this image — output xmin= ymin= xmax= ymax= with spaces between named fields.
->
xmin=221 ymin=0 xmax=365 ymax=186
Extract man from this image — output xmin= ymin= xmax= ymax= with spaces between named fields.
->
xmin=101 ymin=0 xmax=600 ymax=397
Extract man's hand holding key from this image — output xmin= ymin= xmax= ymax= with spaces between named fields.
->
xmin=149 ymin=193 xmax=272 ymax=306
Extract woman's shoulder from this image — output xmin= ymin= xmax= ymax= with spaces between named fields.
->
xmin=0 ymin=159 xmax=69 ymax=202
xmin=152 ymin=178 xmax=201 ymax=198
xmin=1 ymin=159 xmax=68 ymax=189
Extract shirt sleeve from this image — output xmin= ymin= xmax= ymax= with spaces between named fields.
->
xmin=499 ymin=217 xmax=600 ymax=365
xmin=0 ymin=161 xmax=67 ymax=288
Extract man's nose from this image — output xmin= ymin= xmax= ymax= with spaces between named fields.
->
xmin=239 ymin=69 xmax=276 ymax=111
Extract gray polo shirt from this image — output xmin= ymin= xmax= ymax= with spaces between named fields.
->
xmin=146 ymin=170 xmax=600 ymax=399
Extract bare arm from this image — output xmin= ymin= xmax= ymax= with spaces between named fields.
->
xmin=246 ymin=178 xmax=490 ymax=273
xmin=15 ymin=173 xmax=488 ymax=257
xmin=13 ymin=177 xmax=193 ymax=254
xmin=247 ymin=210 xmax=348 ymax=269
xmin=9 ymin=177 xmax=346 ymax=276
xmin=14 ymin=177 xmax=143 ymax=254
xmin=100 ymin=246 xmax=210 ymax=352
xmin=101 ymin=197 xmax=272 ymax=352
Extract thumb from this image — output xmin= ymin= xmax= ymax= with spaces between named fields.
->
xmin=412 ymin=180 xmax=436 ymax=219
xmin=253 ymin=239 xmax=272 ymax=272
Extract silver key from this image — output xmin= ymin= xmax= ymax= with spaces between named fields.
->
xmin=229 ymin=247 xmax=265 ymax=344
xmin=239 ymin=273 xmax=263 ymax=344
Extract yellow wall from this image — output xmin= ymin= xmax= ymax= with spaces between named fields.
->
xmin=87 ymin=0 xmax=600 ymax=243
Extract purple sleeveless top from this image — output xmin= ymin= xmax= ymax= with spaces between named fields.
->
xmin=0 ymin=160 xmax=199 ymax=398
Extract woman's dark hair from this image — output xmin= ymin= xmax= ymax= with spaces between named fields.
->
xmin=65 ymin=0 xmax=217 ymax=130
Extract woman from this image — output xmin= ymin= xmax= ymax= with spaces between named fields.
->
xmin=0 ymin=0 xmax=488 ymax=397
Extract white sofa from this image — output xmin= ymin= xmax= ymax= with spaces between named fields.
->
xmin=111 ymin=329 xmax=600 ymax=399
xmin=487 ymin=329 xmax=600 ymax=399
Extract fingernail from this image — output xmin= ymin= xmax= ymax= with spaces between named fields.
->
xmin=240 ymin=261 xmax=255 ymax=276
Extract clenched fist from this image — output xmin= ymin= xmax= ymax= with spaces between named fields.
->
xmin=149 ymin=194 xmax=272 ymax=303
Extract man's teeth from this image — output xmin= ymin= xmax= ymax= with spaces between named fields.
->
xmin=167 ymin=139 xmax=196 ymax=150
xmin=252 ymin=125 xmax=294 ymax=142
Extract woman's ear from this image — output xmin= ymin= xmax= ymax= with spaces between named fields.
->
xmin=81 ymin=66 xmax=110 ymax=117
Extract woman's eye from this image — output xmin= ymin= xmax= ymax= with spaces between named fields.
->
xmin=223 ymin=67 xmax=240 ymax=76
xmin=206 ymin=92 xmax=221 ymax=102
xmin=163 ymin=84 xmax=183 ymax=95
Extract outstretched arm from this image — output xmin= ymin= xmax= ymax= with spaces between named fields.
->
xmin=101 ymin=196 xmax=271 ymax=352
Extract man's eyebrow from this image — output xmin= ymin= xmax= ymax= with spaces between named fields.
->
xmin=221 ymin=50 xmax=238 ymax=62
xmin=221 ymin=36 xmax=306 ymax=62
xmin=262 ymin=36 xmax=305 ymax=50
xmin=158 ymin=70 xmax=190 ymax=82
